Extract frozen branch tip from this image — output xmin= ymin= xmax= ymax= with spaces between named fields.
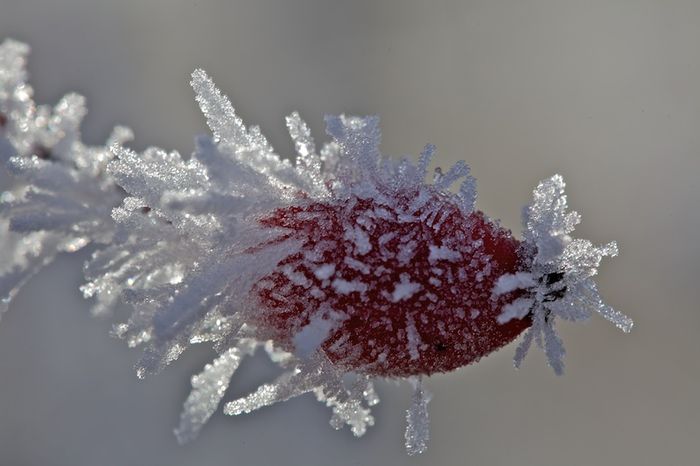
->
xmin=0 ymin=39 xmax=632 ymax=455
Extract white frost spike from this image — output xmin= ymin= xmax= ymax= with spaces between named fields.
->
xmin=191 ymin=69 xmax=303 ymax=195
xmin=286 ymin=111 xmax=329 ymax=198
xmin=433 ymin=160 xmax=468 ymax=190
xmin=493 ymin=271 xmax=536 ymax=296
xmin=224 ymin=359 xmax=326 ymax=416
xmin=0 ymin=224 xmax=58 ymax=318
xmin=405 ymin=376 xmax=432 ymax=456
xmin=522 ymin=174 xmax=581 ymax=264
xmin=0 ymin=39 xmax=29 ymax=84
xmin=427 ymin=157 xmax=476 ymax=214
xmin=224 ymin=353 xmax=378 ymax=438
xmin=495 ymin=175 xmax=633 ymax=374
xmin=457 ymin=172 xmax=477 ymax=214
xmin=175 ymin=342 xmax=255 ymax=444
xmin=190 ymin=68 xmax=247 ymax=146
xmin=497 ymin=297 xmax=535 ymax=324
xmin=416 ymin=144 xmax=435 ymax=183
xmin=324 ymin=114 xmax=381 ymax=180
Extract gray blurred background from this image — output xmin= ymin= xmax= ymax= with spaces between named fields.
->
xmin=1 ymin=1 xmax=699 ymax=465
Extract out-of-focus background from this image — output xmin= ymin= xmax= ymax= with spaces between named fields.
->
xmin=1 ymin=1 xmax=698 ymax=465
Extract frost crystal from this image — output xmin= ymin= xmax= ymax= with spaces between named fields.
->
xmin=0 ymin=39 xmax=632 ymax=456
xmin=175 ymin=341 xmax=256 ymax=444
xmin=494 ymin=175 xmax=633 ymax=374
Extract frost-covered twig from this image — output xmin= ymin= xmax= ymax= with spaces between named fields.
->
xmin=0 ymin=39 xmax=632 ymax=455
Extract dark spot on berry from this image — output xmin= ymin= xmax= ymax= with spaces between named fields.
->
xmin=434 ymin=342 xmax=448 ymax=352
xmin=140 ymin=206 xmax=151 ymax=214
xmin=0 ymin=113 xmax=7 ymax=128
xmin=33 ymin=144 xmax=52 ymax=160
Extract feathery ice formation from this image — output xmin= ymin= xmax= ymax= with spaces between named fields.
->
xmin=0 ymin=39 xmax=633 ymax=455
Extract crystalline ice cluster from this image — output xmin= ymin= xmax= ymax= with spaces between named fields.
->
xmin=0 ymin=39 xmax=632 ymax=455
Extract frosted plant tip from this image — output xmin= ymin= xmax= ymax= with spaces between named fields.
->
xmin=0 ymin=39 xmax=632 ymax=455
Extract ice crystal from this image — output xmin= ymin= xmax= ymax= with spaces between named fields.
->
xmin=0 ymin=39 xmax=632 ymax=455
xmin=175 ymin=341 xmax=256 ymax=444
xmin=494 ymin=175 xmax=634 ymax=374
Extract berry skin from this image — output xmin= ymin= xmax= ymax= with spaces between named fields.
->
xmin=254 ymin=187 xmax=531 ymax=377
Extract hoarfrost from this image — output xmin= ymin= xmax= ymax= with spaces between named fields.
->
xmin=316 ymin=373 xmax=377 ymax=437
xmin=293 ymin=311 xmax=344 ymax=358
xmin=224 ymin=353 xmax=378 ymax=439
xmin=344 ymin=256 xmax=370 ymax=274
xmin=392 ymin=274 xmax=422 ymax=303
xmin=0 ymin=39 xmax=632 ymax=456
xmin=345 ymin=226 xmax=372 ymax=255
xmin=405 ymin=314 xmax=422 ymax=360
xmin=313 ymin=263 xmax=336 ymax=280
xmin=428 ymin=244 xmax=461 ymax=263
xmin=332 ymin=278 xmax=368 ymax=295
xmin=492 ymin=271 xmax=536 ymax=296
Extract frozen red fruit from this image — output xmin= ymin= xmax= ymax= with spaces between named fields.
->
xmin=253 ymin=187 xmax=531 ymax=377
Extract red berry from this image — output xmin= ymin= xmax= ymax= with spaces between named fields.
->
xmin=253 ymin=188 xmax=531 ymax=377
